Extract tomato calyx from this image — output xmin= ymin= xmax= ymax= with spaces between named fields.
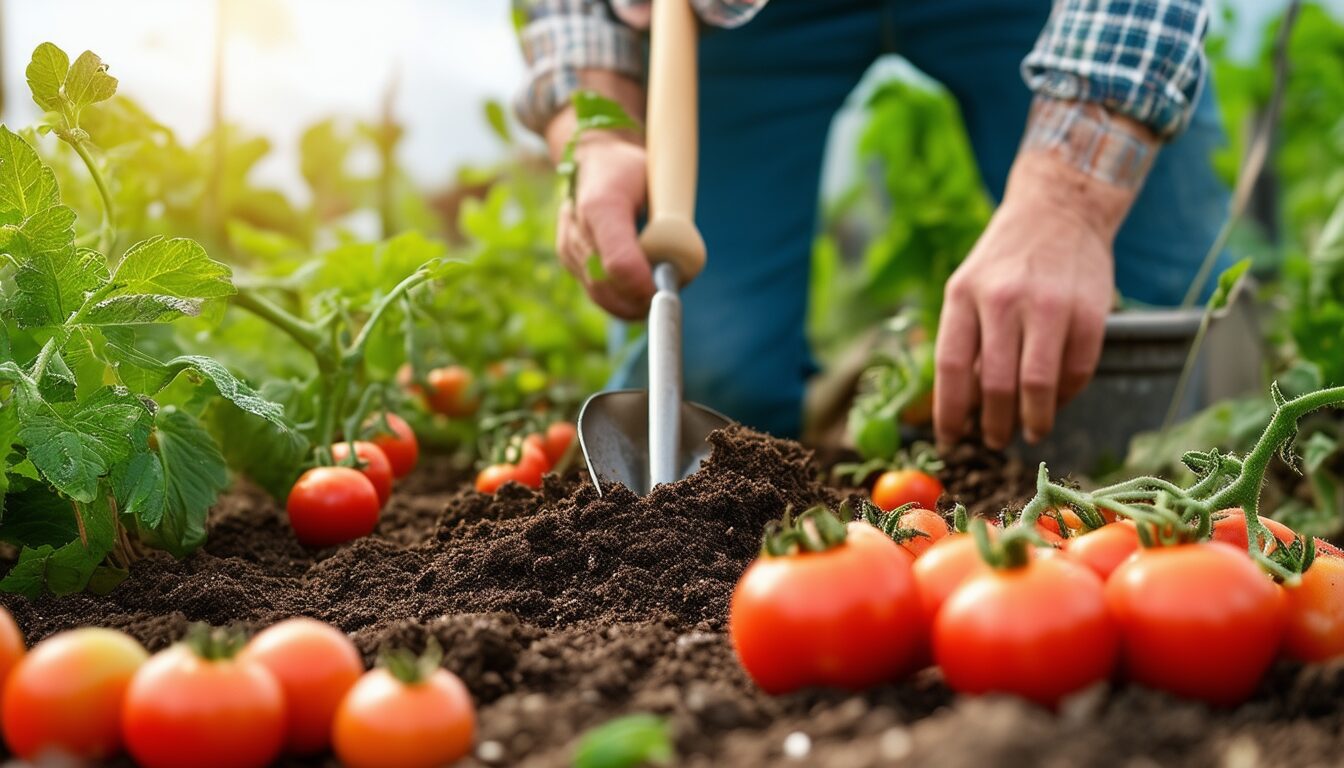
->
xmin=833 ymin=441 xmax=944 ymax=486
xmin=378 ymin=637 xmax=444 ymax=687
xmin=760 ymin=506 xmax=849 ymax=557
xmin=1264 ymin=534 xmax=1316 ymax=582
xmin=183 ymin=623 xmax=248 ymax=661
xmin=859 ymin=499 xmax=932 ymax=546
xmin=971 ymin=518 xmax=1037 ymax=570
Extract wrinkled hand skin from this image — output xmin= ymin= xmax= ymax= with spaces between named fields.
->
xmin=934 ymin=146 xmax=1144 ymax=451
xmin=546 ymin=72 xmax=654 ymax=321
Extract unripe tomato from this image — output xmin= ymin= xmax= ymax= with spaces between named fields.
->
xmin=1282 ymin=556 xmax=1344 ymax=662
xmin=331 ymin=441 xmax=394 ymax=506
xmin=936 ymin=554 xmax=1117 ymax=707
xmin=122 ymin=643 xmax=286 ymax=768
xmin=2 ymin=628 xmax=147 ymax=761
xmin=367 ymin=413 xmax=419 ymax=478
xmin=287 ymin=466 xmax=381 ymax=548
xmin=872 ymin=469 xmax=943 ymax=512
xmin=0 ymin=608 xmax=22 ymax=692
xmin=333 ymin=666 xmax=476 ymax=768
xmin=1065 ymin=521 xmax=1140 ymax=580
xmin=240 ymin=619 xmax=364 ymax=755
xmin=730 ymin=522 xmax=923 ymax=694
xmin=1106 ymin=542 xmax=1286 ymax=706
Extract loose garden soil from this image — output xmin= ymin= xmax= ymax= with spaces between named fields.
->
xmin=5 ymin=427 xmax=1344 ymax=767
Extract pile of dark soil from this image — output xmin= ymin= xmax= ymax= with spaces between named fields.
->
xmin=6 ymin=427 xmax=1344 ymax=767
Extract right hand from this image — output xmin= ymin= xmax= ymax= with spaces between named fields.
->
xmin=555 ymin=131 xmax=655 ymax=320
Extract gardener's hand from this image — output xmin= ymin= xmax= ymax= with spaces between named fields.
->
xmin=935 ymin=100 xmax=1157 ymax=450
xmin=546 ymin=76 xmax=654 ymax=321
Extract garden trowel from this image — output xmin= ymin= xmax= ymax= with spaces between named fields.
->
xmin=577 ymin=0 xmax=732 ymax=496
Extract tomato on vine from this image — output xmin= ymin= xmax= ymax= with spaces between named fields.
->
xmin=872 ymin=469 xmax=943 ymax=513
xmin=729 ymin=507 xmax=924 ymax=694
xmin=934 ymin=523 xmax=1116 ymax=707
xmin=1105 ymin=541 xmax=1286 ymax=706
xmin=331 ymin=441 xmax=395 ymax=506
xmin=1210 ymin=508 xmax=1297 ymax=552
xmin=861 ymin=500 xmax=949 ymax=558
xmin=287 ymin=467 xmax=381 ymax=548
xmin=1281 ymin=555 xmax=1344 ymax=662
xmin=333 ymin=640 xmax=475 ymax=768
xmin=1064 ymin=521 xmax=1141 ymax=580
xmin=122 ymin=626 xmax=286 ymax=768
xmin=2 ymin=628 xmax=147 ymax=761
xmin=239 ymin=619 xmax=364 ymax=755
xmin=366 ymin=413 xmax=419 ymax=478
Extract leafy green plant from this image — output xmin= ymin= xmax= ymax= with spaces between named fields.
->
xmin=572 ymin=714 xmax=675 ymax=768
xmin=0 ymin=43 xmax=291 ymax=597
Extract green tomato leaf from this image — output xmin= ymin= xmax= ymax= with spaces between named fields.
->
xmin=484 ymin=99 xmax=512 ymax=144
xmin=1206 ymin=257 xmax=1251 ymax=313
xmin=12 ymin=209 xmax=105 ymax=328
xmin=17 ymin=386 xmax=152 ymax=502
xmin=0 ymin=492 xmax=117 ymax=597
xmin=155 ymin=355 xmax=291 ymax=433
xmin=0 ymin=125 xmax=61 ymax=216
xmin=25 ymin=42 xmax=70 ymax=113
xmin=206 ymin=379 xmax=310 ymax=500
xmin=137 ymin=408 xmax=227 ymax=557
xmin=573 ymin=714 xmax=675 ymax=768
xmin=110 ymin=450 xmax=167 ymax=528
xmin=89 ymin=237 xmax=234 ymax=326
xmin=0 ymin=483 xmax=81 ymax=548
xmin=63 ymin=50 xmax=119 ymax=112
xmin=80 ymin=293 xmax=205 ymax=326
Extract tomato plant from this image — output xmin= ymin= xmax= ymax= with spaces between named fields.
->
xmin=1281 ymin=555 xmax=1344 ymax=662
xmin=730 ymin=507 xmax=923 ymax=694
xmin=1106 ymin=542 xmax=1285 ymax=706
xmin=331 ymin=441 xmax=395 ymax=506
xmin=935 ymin=524 xmax=1116 ymax=708
xmin=287 ymin=467 xmax=382 ymax=548
xmin=333 ymin=640 xmax=476 ymax=768
xmin=239 ymin=618 xmax=364 ymax=755
xmin=1 ymin=628 xmax=147 ymax=760
xmin=123 ymin=626 xmax=286 ymax=768
xmin=861 ymin=500 xmax=949 ymax=558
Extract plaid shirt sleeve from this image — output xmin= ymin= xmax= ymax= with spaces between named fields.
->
xmin=512 ymin=0 xmax=647 ymax=134
xmin=1021 ymin=0 xmax=1212 ymax=139
xmin=512 ymin=0 xmax=768 ymax=134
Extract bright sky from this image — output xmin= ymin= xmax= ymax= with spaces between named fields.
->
xmin=1 ymin=0 xmax=531 ymax=200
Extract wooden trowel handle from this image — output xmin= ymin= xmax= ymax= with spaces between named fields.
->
xmin=639 ymin=0 xmax=707 ymax=284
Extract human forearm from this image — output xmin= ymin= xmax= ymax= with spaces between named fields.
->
xmin=544 ymin=70 xmax=647 ymax=164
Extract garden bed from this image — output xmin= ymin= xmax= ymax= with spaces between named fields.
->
xmin=6 ymin=428 xmax=1344 ymax=768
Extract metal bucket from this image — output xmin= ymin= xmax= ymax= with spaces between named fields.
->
xmin=1013 ymin=292 xmax=1262 ymax=474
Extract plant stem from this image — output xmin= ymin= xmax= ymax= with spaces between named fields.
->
xmin=345 ymin=268 xmax=429 ymax=363
xmin=231 ymin=290 xmax=324 ymax=352
xmin=70 ymin=138 xmax=116 ymax=254
xmin=30 ymin=336 xmax=60 ymax=382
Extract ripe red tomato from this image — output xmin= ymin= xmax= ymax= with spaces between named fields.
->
xmin=330 ymin=441 xmax=394 ymax=506
xmin=935 ymin=555 xmax=1116 ymax=707
xmin=896 ymin=507 xmax=950 ymax=558
xmin=333 ymin=667 xmax=476 ymax=768
xmin=0 ymin=608 xmax=22 ymax=693
xmin=913 ymin=533 xmax=988 ymax=629
xmin=1211 ymin=508 xmax=1297 ymax=553
xmin=1065 ymin=521 xmax=1140 ymax=580
xmin=1036 ymin=506 xmax=1116 ymax=539
xmin=1281 ymin=556 xmax=1344 ymax=662
xmin=424 ymin=366 xmax=479 ymax=418
xmin=367 ymin=413 xmax=419 ymax=478
xmin=1 ymin=628 xmax=147 ymax=761
xmin=287 ymin=467 xmax=381 ymax=548
xmin=512 ymin=435 xmax=550 ymax=488
xmin=730 ymin=522 xmax=923 ymax=694
xmin=239 ymin=619 xmax=364 ymax=755
xmin=475 ymin=464 xmax=517 ymax=494
xmin=1106 ymin=542 xmax=1286 ymax=706
xmin=542 ymin=421 xmax=577 ymax=466
xmin=872 ymin=469 xmax=943 ymax=512
xmin=122 ymin=643 xmax=286 ymax=768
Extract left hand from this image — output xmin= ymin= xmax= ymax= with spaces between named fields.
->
xmin=934 ymin=145 xmax=1140 ymax=450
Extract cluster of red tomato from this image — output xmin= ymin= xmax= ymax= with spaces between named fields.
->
xmin=0 ymin=613 xmax=475 ymax=768
xmin=286 ymin=413 xmax=422 ymax=549
xmin=730 ymin=502 xmax=1344 ymax=708
xmin=474 ymin=422 xmax=577 ymax=494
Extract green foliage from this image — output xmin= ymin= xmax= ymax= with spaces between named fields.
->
xmin=572 ymin=714 xmax=675 ymax=768
xmin=0 ymin=43 xmax=292 ymax=596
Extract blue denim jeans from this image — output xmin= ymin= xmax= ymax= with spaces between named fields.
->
xmin=611 ymin=0 xmax=1231 ymax=437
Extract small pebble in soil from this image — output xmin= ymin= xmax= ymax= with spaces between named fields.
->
xmin=476 ymin=740 xmax=506 ymax=764
xmin=879 ymin=726 xmax=913 ymax=760
xmin=783 ymin=731 xmax=812 ymax=760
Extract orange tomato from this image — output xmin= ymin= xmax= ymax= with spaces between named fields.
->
xmin=333 ymin=666 xmax=476 ymax=768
